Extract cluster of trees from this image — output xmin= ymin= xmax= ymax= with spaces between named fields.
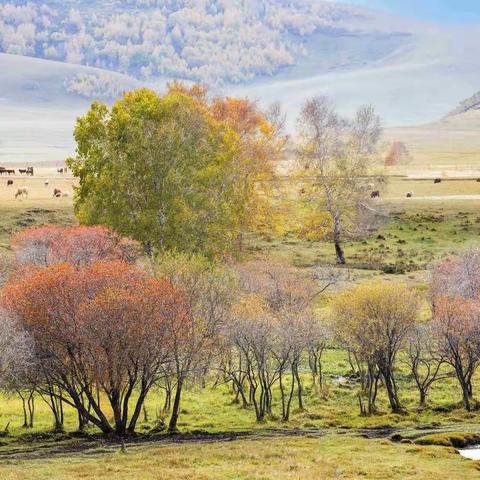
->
xmin=221 ymin=261 xmax=334 ymax=421
xmin=68 ymin=84 xmax=385 ymax=265
xmin=1 ymin=225 xmax=234 ymax=434
xmin=0 ymin=1 xmax=379 ymax=84
xmin=332 ymin=248 xmax=480 ymax=415
xmin=1 ymin=224 xmax=480 ymax=434
xmin=64 ymin=73 xmax=138 ymax=101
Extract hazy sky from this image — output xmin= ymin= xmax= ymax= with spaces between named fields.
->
xmin=343 ymin=0 xmax=480 ymax=24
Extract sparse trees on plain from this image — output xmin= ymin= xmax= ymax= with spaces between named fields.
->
xmin=150 ymin=252 xmax=236 ymax=431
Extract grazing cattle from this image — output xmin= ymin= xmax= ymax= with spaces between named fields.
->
xmin=57 ymin=168 xmax=64 ymax=174
xmin=6 ymin=180 xmax=13 ymax=186
xmin=5 ymin=169 xmax=15 ymax=175
xmin=18 ymin=168 xmax=27 ymax=175
xmin=26 ymin=166 xmax=33 ymax=176
xmin=406 ymin=191 xmax=414 ymax=198
xmin=53 ymin=188 xmax=62 ymax=198
xmin=15 ymin=187 xmax=29 ymax=199
xmin=44 ymin=179 xmax=49 ymax=187
xmin=370 ymin=190 xmax=380 ymax=198
xmin=434 ymin=178 xmax=442 ymax=184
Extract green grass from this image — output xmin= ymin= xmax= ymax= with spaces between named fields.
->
xmin=2 ymin=435 xmax=480 ymax=480
xmin=0 ymin=205 xmax=75 ymax=252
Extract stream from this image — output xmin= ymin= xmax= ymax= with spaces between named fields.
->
xmin=458 ymin=446 xmax=480 ymax=460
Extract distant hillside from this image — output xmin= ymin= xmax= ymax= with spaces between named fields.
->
xmin=448 ymin=91 xmax=480 ymax=117
xmin=0 ymin=53 xmax=147 ymax=164
xmin=0 ymin=0 xmax=414 ymax=85
xmin=2 ymin=1 xmax=480 ymax=163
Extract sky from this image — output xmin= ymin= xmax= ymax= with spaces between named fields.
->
xmin=343 ymin=0 xmax=480 ymax=24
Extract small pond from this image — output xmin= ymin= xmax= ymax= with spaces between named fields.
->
xmin=458 ymin=446 xmax=480 ymax=460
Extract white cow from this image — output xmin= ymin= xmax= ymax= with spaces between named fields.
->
xmin=15 ymin=187 xmax=29 ymax=199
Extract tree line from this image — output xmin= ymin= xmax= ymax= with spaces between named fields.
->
xmin=1 ymin=225 xmax=479 ymax=435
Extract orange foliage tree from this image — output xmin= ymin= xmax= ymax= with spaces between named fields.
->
xmin=168 ymin=82 xmax=285 ymax=244
xmin=3 ymin=261 xmax=187 ymax=435
xmin=12 ymin=225 xmax=139 ymax=267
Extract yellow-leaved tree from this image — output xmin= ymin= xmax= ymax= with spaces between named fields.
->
xmin=332 ymin=282 xmax=419 ymax=414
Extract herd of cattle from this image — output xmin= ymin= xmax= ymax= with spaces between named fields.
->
xmin=371 ymin=177 xmax=480 ymax=199
xmin=0 ymin=166 xmax=70 ymax=199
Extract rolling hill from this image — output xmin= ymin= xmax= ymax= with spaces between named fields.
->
xmin=1 ymin=1 xmax=480 ymax=163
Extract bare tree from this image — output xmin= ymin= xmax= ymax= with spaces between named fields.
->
xmin=297 ymin=97 xmax=383 ymax=264
xmin=0 ymin=310 xmax=34 ymax=428
xmin=225 ymin=298 xmax=278 ymax=422
xmin=404 ymin=323 xmax=450 ymax=405
xmin=305 ymin=315 xmax=331 ymax=394
xmin=150 ymin=252 xmax=235 ymax=432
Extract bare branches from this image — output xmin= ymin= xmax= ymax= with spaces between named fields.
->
xmin=297 ymin=96 xmax=384 ymax=264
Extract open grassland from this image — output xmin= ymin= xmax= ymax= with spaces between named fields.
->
xmin=384 ymin=110 xmax=480 ymax=169
xmin=3 ymin=167 xmax=480 ymax=477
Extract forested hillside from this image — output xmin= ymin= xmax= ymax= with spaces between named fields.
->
xmin=0 ymin=0 xmax=409 ymax=84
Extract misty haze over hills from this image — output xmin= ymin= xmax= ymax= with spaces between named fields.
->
xmin=1 ymin=0 xmax=480 ymax=162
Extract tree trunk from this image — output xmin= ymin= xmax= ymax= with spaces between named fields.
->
xmin=293 ymin=362 xmax=304 ymax=411
xmin=383 ymin=372 xmax=401 ymax=413
xmin=168 ymin=379 xmax=184 ymax=432
xmin=28 ymin=393 xmax=35 ymax=428
xmin=333 ymin=220 xmax=345 ymax=265
xmin=334 ymin=237 xmax=345 ymax=265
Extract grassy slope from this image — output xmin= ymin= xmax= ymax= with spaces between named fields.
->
xmin=384 ymin=110 xmax=480 ymax=168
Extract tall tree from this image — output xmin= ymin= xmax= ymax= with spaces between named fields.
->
xmin=297 ymin=97 xmax=382 ymax=264
xmin=430 ymin=249 xmax=480 ymax=410
xmin=67 ymin=85 xmax=280 ymax=258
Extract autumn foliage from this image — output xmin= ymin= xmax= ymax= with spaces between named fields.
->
xmin=12 ymin=225 xmax=140 ymax=267
xmin=3 ymin=261 xmax=187 ymax=434
xmin=430 ymin=250 xmax=480 ymax=410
